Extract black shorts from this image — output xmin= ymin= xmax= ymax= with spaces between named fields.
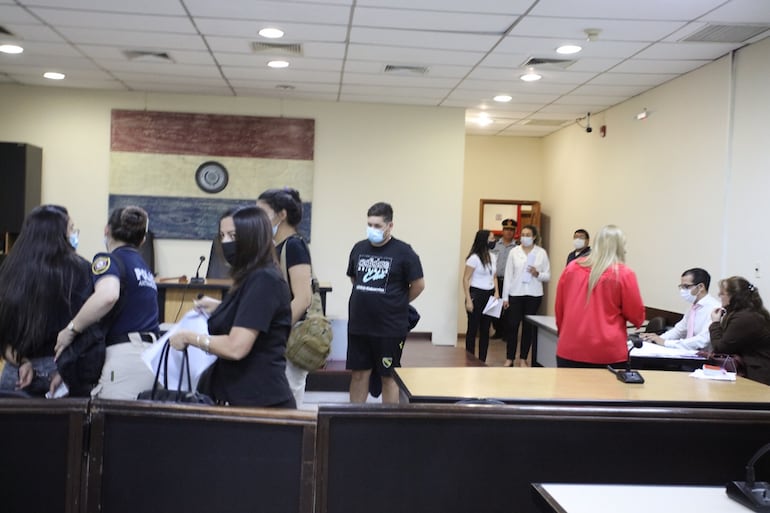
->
xmin=346 ymin=333 xmax=405 ymax=377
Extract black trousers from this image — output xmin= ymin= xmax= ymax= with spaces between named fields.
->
xmin=506 ymin=295 xmax=542 ymax=360
xmin=465 ymin=287 xmax=494 ymax=362
xmin=492 ymin=277 xmax=507 ymax=337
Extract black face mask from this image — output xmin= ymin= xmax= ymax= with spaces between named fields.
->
xmin=221 ymin=241 xmax=237 ymax=266
xmin=487 ymin=240 xmax=497 ymax=250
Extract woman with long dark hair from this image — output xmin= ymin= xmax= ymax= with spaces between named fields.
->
xmin=257 ymin=187 xmax=313 ymax=407
xmin=0 ymin=205 xmax=91 ymax=396
xmin=170 ymin=206 xmax=295 ymax=408
xmin=55 ymin=206 xmax=159 ymax=399
xmin=709 ymin=276 xmax=770 ymax=385
xmin=462 ymin=229 xmax=499 ymax=362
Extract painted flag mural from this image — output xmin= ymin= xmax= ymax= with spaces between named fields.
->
xmin=109 ymin=109 xmax=315 ymax=241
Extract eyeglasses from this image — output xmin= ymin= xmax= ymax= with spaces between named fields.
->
xmin=677 ymin=283 xmax=699 ymax=290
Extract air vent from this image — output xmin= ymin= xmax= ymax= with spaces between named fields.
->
xmin=251 ymin=42 xmax=303 ymax=56
xmin=0 ymin=25 xmax=15 ymax=36
xmin=522 ymin=119 xmax=570 ymax=127
xmin=683 ymin=24 xmax=770 ymax=43
xmin=123 ymin=50 xmax=174 ymax=63
xmin=383 ymin=64 xmax=429 ymax=75
xmin=522 ymin=57 xmax=576 ymax=69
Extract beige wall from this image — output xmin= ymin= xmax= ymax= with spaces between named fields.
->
xmin=458 ymin=136 xmax=543 ymax=332
xmin=462 ymin=35 xmax=770 ymax=322
xmin=3 ymin=34 xmax=769 ymax=344
xmin=0 ymin=87 xmax=466 ymax=345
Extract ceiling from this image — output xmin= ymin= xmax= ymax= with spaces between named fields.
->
xmin=1 ymin=0 xmax=769 ymax=136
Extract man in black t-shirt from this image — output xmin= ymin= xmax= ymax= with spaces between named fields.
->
xmin=346 ymin=202 xmax=425 ymax=404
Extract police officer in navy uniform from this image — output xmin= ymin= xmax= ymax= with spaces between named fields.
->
xmin=56 ymin=206 xmax=159 ymax=400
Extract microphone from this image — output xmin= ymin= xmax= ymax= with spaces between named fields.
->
xmin=190 ymin=255 xmax=206 ymax=284
xmin=727 ymin=443 xmax=770 ymax=511
xmin=606 ymin=333 xmax=645 ymax=384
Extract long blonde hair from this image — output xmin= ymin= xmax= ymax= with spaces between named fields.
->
xmin=579 ymin=225 xmax=627 ymax=301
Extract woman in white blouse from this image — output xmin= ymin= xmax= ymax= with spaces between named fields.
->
xmin=502 ymin=224 xmax=551 ymax=367
xmin=462 ymin=230 xmax=499 ymax=362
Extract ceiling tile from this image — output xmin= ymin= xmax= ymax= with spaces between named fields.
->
xmin=510 ymin=16 xmax=688 ymax=43
xmin=19 ymin=0 xmax=188 ymax=15
xmin=530 ymin=0 xmax=727 ymax=20
xmin=345 ymin=44 xmax=484 ymax=65
xmin=356 ymin=0 xmax=532 ymax=15
xmin=28 ymin=8 xmax=197 ymax=33
xmin=195 ymin=19 xmax=347 ymax=42
xmin=56 ymin=27 xmax=208 ymax=50
xmin=350 ymin=27 xmax=501 ymax=52
xmin=635 ymin=41 xmax=741 ymax=60
xmin=184 ymin=0 xmax=351 ymax=24
xmin=701 ymin=0 xmax=770 ymax=23
xmin=611 ymin=59 xmax=708 ymax=74
xmin=352 ymin=7 xmax=515 ymax=32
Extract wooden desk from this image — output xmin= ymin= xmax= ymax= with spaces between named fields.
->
xmin=394 ymin=367 xmax=770 ymax=408
xmin=525 ymin=314 xmax=706 ymax=371
xmin=156 ymin=279 xmax=333 ymax=324
xmin=532 ymin=484 xmax=745 ymax=513
xmin=156 ymin=279 xmax=231 ymax=324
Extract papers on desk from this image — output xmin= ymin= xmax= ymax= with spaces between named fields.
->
xmin=629 ymin=341 xmax=702 ymax=359
xmin=141 ymin=309 xmax=217 ymax=391
xmin=483 ymin=297 xmax=503 ymax=318
xmin=689 ymin=366 xmax=737 ymax=381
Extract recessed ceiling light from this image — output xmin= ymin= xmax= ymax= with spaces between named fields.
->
xmin=493 ymin=95 xmax=512 ymax=103
xmin=267 ymin=60 xmax=289 ymax=69
xmin=475 ymin=113 xmax=493 ymax=127
xmin=556 ymin=44 xmax=582 ymax=55
xmin=43 ymin=71 xmax=65 ymax=80
xmin=259 ymin=27 xmax=284 ymax=39
xmin=0 ymin=44 xmax=24 ymax=54
xmin=520 ymin=71 xmax=542 ymax=82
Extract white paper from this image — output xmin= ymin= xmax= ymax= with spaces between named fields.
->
xmin=689 ymin=368 xmax=737 ymax=381
xmin=483 ymin=296 xmax=503 ymax=318
xmin=141 ymin=310 xmax=217 ymax=391
xmin=629 ymin=341 xmax=702 ymax=359
xmin=521 ymin=251 xmax=537 ymax=284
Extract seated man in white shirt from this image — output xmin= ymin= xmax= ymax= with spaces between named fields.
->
xmin=641 ymin=268 xmax=720 ymax=351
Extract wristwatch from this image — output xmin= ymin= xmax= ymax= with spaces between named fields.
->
xmin=67 ymin=321 xmax=80 ymax=335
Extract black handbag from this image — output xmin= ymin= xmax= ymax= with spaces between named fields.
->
xmin=137 ymin=342 xmax=214 ymax=405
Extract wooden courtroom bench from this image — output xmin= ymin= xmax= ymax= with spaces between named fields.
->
xmin=315 ymin=403 xmax=770 ymax=513
xmin=0 ymin=398 xmax=89 ymax=513
xmin=84 ymin=400 xmax=316 ymax=513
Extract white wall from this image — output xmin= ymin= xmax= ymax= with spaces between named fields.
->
xmin=0 ymin=86 xmax=466 ymax=345
xmin=724 ymin=37 xmax=770 ymax=283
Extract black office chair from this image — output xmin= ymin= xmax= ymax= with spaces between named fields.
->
xmin=205 ymin=234 xmax=229 ymax=279
xmin=644 ymin=316 xmax=667 ymax=335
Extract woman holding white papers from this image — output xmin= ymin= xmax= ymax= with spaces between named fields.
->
xmin=169 ymin=206 xmax=295 ymax=408
xmin=463 ymin=230 xmax=499 ymax=362
xmin=502 ymin=225 xmax=550 ymax=367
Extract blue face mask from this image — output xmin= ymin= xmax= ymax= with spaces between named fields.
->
xmin=367 ymin=226 xmax=385 ymax=245
xmin=272 ymin=220 xmax=280 ymax=238
xmin=69 ymin=232 xmax=79 ymax=250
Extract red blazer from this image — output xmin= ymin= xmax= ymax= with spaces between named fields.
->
xmin=555 ymin=261 xmax=645 ymax=364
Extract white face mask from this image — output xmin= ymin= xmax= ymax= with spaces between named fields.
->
xmin=520 ymin=236 xmax=534 ymax=247
xmin=573 ymin=238 xmax=586 ymax=250
xmin=679 ymin=287 xmax=697 ymax=303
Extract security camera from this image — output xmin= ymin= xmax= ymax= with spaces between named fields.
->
xmin=585 ymin=126 xmax=593 ymax=133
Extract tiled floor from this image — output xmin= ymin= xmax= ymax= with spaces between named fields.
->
xmin=302 ymin=336 xmax=528 ymax=410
